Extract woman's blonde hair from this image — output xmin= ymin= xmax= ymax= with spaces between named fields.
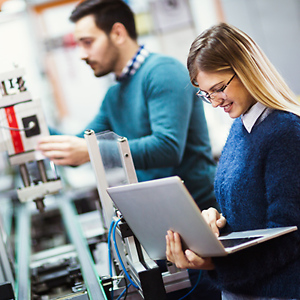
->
xmin=187 ymin=23 xmax=300 ymax=116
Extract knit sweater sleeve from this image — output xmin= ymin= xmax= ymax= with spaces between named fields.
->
xmin=127 ymin=58 xmax=195 ymax=169
xmin=210 ymin=116 xmax=300 ymax=294
xmin=75 ymin=92 xmax=112 ymax=138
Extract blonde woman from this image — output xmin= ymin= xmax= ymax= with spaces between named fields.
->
xmin=166 ymin=23 xmax=300 ymax=300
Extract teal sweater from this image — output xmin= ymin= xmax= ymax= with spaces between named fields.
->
xmin=211 ymin=110 xmax=300 ymax=298
xmin=77 ymin=53 xmax=217 ymax=210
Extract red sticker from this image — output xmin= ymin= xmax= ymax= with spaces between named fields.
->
xmin=5 ymin=106 xmax=24 ymax=154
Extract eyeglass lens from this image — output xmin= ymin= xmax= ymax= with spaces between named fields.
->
xmin=197 ymin=73 xmax=235 ymax=104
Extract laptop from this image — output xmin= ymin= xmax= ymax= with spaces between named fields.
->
xmin=106 ymin=176 xmax=297 ymax=260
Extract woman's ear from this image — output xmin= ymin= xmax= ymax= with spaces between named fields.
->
xmin=110 ymin=22 xmax=127 ymax=45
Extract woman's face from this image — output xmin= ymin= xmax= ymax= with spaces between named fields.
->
xmin=196 ymin=71 xmax=256 ymax=118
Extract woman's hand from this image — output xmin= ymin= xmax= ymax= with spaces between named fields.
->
xmin=166 ymin=230 xmax=215 ymax=270
xmin=202 ymin=207 xmax=226 ymax=237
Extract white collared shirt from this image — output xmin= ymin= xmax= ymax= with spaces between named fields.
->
xmin=241 ymin=102 xmax=274 ymax=133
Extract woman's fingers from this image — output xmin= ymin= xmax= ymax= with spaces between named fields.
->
xmin=202 ymin=208 xmax=226 ymax=236
xmin=166 ymin=231 xmax=215 ymax=270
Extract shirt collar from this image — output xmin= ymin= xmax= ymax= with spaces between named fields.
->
xmin=241 ymin=102 xmax=268 ymax=133
xmin=116 ymin=45 xmax=149 ymax=81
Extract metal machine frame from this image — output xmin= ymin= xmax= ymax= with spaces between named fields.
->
xmin=0 ymin=66 xmax=108 ymax=300
xmin=84 ymin=129 xmax=191 ymax=300
xmin=0 ymin=64 xmax=190 ymax=299
xmin=0 ymin=65 xmax=62 ymax=211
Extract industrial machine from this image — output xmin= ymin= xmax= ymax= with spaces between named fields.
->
xmin=84 ymin=130 xmax=191 ymax=300
xmin=0 ymin=64 xmax=62 ymax=212
xmin=0 ymin=65 xmax=192 ymax=300
xmin=0 ymin=65 xmax=107 ymax=300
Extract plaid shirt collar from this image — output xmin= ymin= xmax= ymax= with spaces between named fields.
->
xmin=116 ymin=45 xmax=149 ymax=81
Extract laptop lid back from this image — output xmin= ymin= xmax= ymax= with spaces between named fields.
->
xmin=106 ymin=176 xmax=226 ymax=260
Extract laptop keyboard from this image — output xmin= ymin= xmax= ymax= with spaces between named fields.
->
xmin=219 ymin=236 xmax=262 ymax=248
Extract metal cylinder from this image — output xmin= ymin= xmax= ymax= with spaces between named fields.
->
xmin=19 ymin=164 xmax=30 ymax=187
xmin=0 ymin=81 xmax=8 ymax=96
xmin=34 ymin=198 xmax=45 ymax=213
xmin=37 ymin=160 xmax=48 ymax=183
xmin=17 ymin=77 xmax=26 ymax=92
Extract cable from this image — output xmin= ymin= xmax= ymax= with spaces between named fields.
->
xmin=108 ymin=220 xmax=116 ymax=300
xmin=109 ymin=219 xmax=201 ymax=299
xmin=120 ymin=272 xmax=128 ymax=300
xmin=178 ymin=269 xmax=202 ymax=300
xmin=112 ymin=219 xmax=139 ymax=289
xmin=108 ymin=219 xmax=138 ymax=300
xmin=0 ymin=121 xmax=35 ymax=131
xmin=116 ymin=283 xmax=131 ymax=300
xmin=108 ymin=220 xmax=115 ymax=278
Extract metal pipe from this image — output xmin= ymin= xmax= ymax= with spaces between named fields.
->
xmin=37 ymin=160 xmax=48 ymax=183
xmin=19 ymin=164 xmax=30 ymax=187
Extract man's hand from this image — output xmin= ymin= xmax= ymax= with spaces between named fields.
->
xmin=37 ymin=135 xmax=90 ymax=166
xmin=166 ymin=230 xmax=215 ymax=270
xmin=202 ymin=207 xmax=226 ymax=237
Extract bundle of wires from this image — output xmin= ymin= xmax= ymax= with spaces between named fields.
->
xmin=108 ymin=218 xmax=202 ymax=300
xmin=108 ymin=219 xmax=139 ymax=300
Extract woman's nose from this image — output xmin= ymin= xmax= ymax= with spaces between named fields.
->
xmin=211 ymin=97 xmax=226 ymax=108
xmin=211 ymin=99 xmax=221 ymax=108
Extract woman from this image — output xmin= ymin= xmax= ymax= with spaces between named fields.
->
xmin=166 ymin=23 xmax=300 ymax=300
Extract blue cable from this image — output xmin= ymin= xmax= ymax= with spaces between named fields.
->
xmin=112 ymin=219 xmax=139 ymax=289
xmin=178 ymin=270 xmax=202 ymax=300
xmin=108 ymin=219 xmax=116 ymax=300
xmin=108 ymin=220 xmax=115 ymax=277
xmin=116 ymin=283 xmax=132 ymax=300
xmin=109 ymin=218 xmax=202 ymax=299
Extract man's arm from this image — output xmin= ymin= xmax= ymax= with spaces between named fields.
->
xmin=128 ymin=59 xmax=197 ymax=169
xmin=37 ymin=96 xmax=111 ymax=166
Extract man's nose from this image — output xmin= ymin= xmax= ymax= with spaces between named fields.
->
xmin=78 ymin=47 xmax=88 ymax=60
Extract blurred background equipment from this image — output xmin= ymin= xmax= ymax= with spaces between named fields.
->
xmin=0 ymin=65 xmax=62 ymax=212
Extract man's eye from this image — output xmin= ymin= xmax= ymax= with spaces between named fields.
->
xmin=80 ymin=40 xmax=92 ymax=47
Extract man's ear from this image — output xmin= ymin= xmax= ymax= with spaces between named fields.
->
xmin=110 ymin=22 xmax=128 ymax=45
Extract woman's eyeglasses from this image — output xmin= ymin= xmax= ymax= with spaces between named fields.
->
xmin=196 ymin=73 xmax=236 ymax=104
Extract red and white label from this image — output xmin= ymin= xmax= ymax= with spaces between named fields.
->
xmin=5 ymin=106 xmax=24 ymax=154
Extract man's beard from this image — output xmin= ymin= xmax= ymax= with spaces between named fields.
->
xmin=85 ymin=59 xmax=114 ymax=78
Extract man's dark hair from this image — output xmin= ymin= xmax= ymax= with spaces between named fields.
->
xmin=69 ymin=0 xmax=137 ymax=40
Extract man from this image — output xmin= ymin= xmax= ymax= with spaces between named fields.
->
xmin=38 ymin=1 xmax=220 ymax=298
xmin=38 ymin=0 xmax=217 ymax=211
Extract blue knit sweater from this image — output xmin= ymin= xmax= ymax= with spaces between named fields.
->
xmin=211 ymin=110 xmax=300 ymax=298
xmin=76 ymin=53 xmax=217 ymax=210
